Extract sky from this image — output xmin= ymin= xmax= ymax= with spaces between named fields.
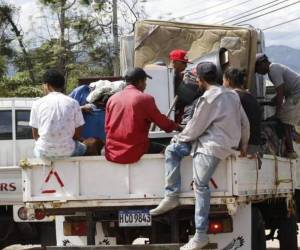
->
xmin=6 ymin=0 xmax=300 ymax=49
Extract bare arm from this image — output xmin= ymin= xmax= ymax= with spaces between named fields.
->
xmin=81 ymin=104 xmax=93 ymax=113
xmin=73 ymin=126 xmax=82 ymax=141
xmin=147 ymin=97 xmax=180 ymax=132
xmin=32 ymin=128 xmax=39 ymax=140
xmin=239 ymin=106 xmax=250 ymax=157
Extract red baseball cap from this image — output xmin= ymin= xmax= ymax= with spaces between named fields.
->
xmin=169 ymin=49 xmax=191 ymax=63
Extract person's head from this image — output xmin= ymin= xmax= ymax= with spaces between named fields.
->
xmin=255 ymin=53 xmax=270 ymax=75
xmin=196 ymin=62 xmax=218 ymax=91
xmin=223 ymin=67 xmax=245 ymax=89
xmin=43 ymin=69 xmax=65 ymax=94
xmin=169 ymin=49 xmax=190 ymax=73
xmin=124 ymin=67 xmax=152 ymax=92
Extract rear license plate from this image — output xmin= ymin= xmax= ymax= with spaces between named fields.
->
xmin=118 ymin=209 xmax=151 ymax=227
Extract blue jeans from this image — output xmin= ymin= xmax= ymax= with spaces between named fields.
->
xmin=193 ymin=153 xmax=220 ymax=240
xmin=72 ymin=141 xmax=87 ymax=156
xmin=165 ymin=142 xmax=191 ymax=197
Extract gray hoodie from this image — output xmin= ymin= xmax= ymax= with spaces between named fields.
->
xmin=176 ymin=85 xmax=250 ymax=160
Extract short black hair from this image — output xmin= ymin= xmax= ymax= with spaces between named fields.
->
xmin=224 ymin=67 xmax=244 ymax=87
xmin=196 ymin=62 xmax=218 ymax=83
xmin=43 ymin=69 xmax=65 ymax=89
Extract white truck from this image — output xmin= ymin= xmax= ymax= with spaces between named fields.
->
xmin=20 ymin=20 xmax=300 ymax=250
xmin=0 ymin=98 xmax=56 ymax=249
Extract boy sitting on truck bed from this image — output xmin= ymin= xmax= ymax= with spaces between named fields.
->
xmin=29 ymin=69 xmax=88 ymax=159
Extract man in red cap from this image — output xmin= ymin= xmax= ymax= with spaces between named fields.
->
xmin=169 ymin=49 xmax=193 ymax=123
xmin=169 ymin=49 xmax=191 ymax=92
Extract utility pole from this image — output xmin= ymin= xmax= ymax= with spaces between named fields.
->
xmin=112 ymin=0 xmax=120 ymax=76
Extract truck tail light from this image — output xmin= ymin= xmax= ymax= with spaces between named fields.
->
xmin=35 ymin=209 xmax=46 ymax=220
xmin=63 ymin=221 xmax=87 ymax=236
xmin=209 ymin=220 xmax=223 ymax=234
xmin=17 ymin=207 xmax=28 ymax=221
xmin=208 ymin=216 xmax=233 ymax=234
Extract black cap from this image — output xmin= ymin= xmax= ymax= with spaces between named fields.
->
xmin=196 ymin=61 xmax=217 ymax=79
xmin=256 ymin=53 xmax=269 ymax=63
xmin=125 ymin=67 xmax=152 ymax=82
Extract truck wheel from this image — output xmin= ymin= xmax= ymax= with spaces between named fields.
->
xmin=38 ymin=222 xmax=56 ymax=246
xmin=278 ymin=215 xmax=298 ymax=250
xmin=251 ymin=207 xmax=266 ymax=250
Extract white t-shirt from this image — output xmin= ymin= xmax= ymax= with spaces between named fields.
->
xmin=268 ymin=63 xmax=300 ymax=97
xmin=29 ymin=92 xmax=85 ymax=157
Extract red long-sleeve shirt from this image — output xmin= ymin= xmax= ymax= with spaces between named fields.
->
xmin=105 ymin=85 xmax=178 ymax=164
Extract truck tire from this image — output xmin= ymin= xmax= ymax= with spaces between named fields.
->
xmin=38 ymin=222 xmax=56 ymax=246
xmin=251 ymin=207 xmax=266 ymax=250
xmin=278 ymin=215 xmax=298 ymax=250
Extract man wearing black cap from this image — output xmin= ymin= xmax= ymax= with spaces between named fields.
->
xmin=256 ymin=53 xmax=300 ymax=158
xmin=105 ymin=67 xmax=181 ymax=164
xmin=150 ymin=62 xmax=249 ymax=250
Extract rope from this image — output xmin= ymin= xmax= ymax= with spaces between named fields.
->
xmin=267 ymin=144 xmax=292 ymax=194
xmin=255 ymin=155 xmax=259 ymax=195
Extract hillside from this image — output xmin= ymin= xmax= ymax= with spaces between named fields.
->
xmin=266 ymin=45 xmax=300 ymax=73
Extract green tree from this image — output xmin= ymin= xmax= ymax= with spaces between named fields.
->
xmin=0 ymin=3 xmax=15 ymax=78
xmin=36 ymin=0 xmax=114 ymax=79
xmin=0 ymin=3 xmax=36 ymax=83
xmin=0 ymin=0 xmax=144 ymax=97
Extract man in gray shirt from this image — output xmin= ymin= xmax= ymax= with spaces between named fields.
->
xmin=150 ymin=62 xmax=249 ymax=250
xmin=255 ymin=53 xmax=300 ymax=158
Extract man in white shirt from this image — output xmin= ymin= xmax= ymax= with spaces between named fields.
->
xmin=255 ymin=53 xmax=300 ymax=158
xmin=150 ymin=62 xmax=249 ymax=250
xmin=29 ymin=69 xmax=87 ymax=159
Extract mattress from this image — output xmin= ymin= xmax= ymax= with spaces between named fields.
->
xmin=134 ymin=20 xmax=258 ymax=88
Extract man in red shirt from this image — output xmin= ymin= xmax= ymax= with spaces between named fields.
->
xmin=105 ymin=67 xmax=181 ymax=164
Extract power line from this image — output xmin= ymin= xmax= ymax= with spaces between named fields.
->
xmin=262 ymin=16 xmax=300 ymax=30
xmin=173 ymin=2 xmax=206 ymax=16
xmin=220 ymin=0 xmax=287 ymax=24
xmin=157 ymin=2 xmax=202 ymax=19
xmin=233 ymin=0 xmax=300 ymax=24
xmin=223 ymin=0 xmax=289 ymax=24
xmin=171 ymin=0 xmax=236 ymax=20
xmin=186 ymin=0 xmax=253 ymax=21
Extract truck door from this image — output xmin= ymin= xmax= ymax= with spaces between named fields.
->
xmin=15 ymin=109 xmax=34 ymax=164
xmin=0 ymin=110 xmax=14 ymax=166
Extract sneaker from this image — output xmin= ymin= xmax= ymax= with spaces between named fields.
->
xmin=180 ymin=238 xmax=209 ymax=250
xmin=150 ymin=197 xmax=179 ymax=216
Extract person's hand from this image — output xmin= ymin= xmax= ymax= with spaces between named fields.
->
xmin=171 ymin=136 xmax=178 ymax=144
xmin=239 ymin=149 xmax=247 ymax=157
xmin=239 ymin=146 xmax=248 ymax=158
xmin=81 ymin=104 xmax=93 ymax=113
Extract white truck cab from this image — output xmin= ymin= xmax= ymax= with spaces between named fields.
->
xmin=0 ymin=98 xmax=35 ymax=167
xmin=0 ymin=98 xmax=35 ymax=205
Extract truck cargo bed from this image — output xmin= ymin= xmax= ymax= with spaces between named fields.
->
xmin=22 ymin=153 xmax=295 ymax=209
